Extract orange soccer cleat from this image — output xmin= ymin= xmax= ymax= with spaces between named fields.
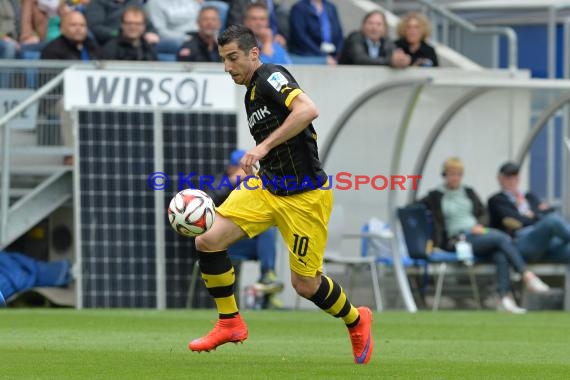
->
xmin=188 ymin=315 xmax=248 ymax=352
xmin=348 ymin=306 xmax=374 ymax=364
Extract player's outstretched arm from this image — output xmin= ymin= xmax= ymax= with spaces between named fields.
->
xmin=241 ymin=93 xmax=319 ymax=172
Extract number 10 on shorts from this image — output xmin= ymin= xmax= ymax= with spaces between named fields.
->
xmin=293 ymin=234 xmax=309 ymax=256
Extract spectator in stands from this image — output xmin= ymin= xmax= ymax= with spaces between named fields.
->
xmin=0 ymin=250 xmax=73 ymax=304
xmin=288 ymin=0 xmax=342 ymax=65
xmin=20 ymin=0 xmax=69 ymax=57
xmin=488 ymin=162 xmax=570 ymax=264
xmin=227 ymin=0 xmax=288 ymax=46
xmin=41 ymin=11 xmax=98 ymax=166
xmin=145 ymin=0 xmax=202 ymax=56
xmin=243 ymin=3 xmax=290 ymax=65
xmin=420 ymin=157 xmax=549 ymax=313
xmin=40 ymin=11 xmax=99 ymax=60
xmin=65 ymin=0 xmax=92 ymax=13
xmin=0 ymin=0 xmax=19 ymax=59
xmin=205 ymin=149 xmax=284 ymax=309
xmin=100 ymin=6 xmax=156 ymax=61
xmin=338 ymin=10 xmax=410 ymax=67
xmin=176 ymin=5 xmax=220 ymax=62
xmin=85 ymin=0 xmax=159 ymax=46
xmin=395 ymin=12 xmax=438 ymax=67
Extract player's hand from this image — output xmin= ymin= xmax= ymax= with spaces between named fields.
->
xmin=240 ymin=145 xmax=269 ymax=175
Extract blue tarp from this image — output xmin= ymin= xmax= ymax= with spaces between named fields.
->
xmin=0 ymin=251 xmax=71 ymax=301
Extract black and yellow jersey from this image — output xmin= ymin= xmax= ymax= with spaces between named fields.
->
xmin=245 ymin=63 xmax=327 ymax=195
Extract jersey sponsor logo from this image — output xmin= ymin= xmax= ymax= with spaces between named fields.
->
xmin=248 ymin=105 xmax=271 ymax=129
xmin=267 ymin=72 xmax=288 ymax=92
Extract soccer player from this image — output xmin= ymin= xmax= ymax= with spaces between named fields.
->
xmin=188 ymin=24 xmax=374 ymax=364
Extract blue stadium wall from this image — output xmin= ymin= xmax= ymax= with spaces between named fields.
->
xmin=500 ymin=25 xmax=565 ymax=199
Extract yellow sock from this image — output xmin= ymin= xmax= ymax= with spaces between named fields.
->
xmin=309 ymin=275 xmax=360 ymax=326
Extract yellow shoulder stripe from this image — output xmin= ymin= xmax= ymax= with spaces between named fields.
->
xmin=284 ymin=89 xmax=303 ymax=108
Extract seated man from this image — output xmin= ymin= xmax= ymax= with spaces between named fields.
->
xmin=85 ymin=0 xmax=159 ymax=46
xmin=338 ymin=10 xmax=410 ymax=67
xmin=243 ymin=2 xmax=291 ymax=65
xmin=41 ymin=11 xmax=100 ymax=60
xmin=488 ymin=162 xmax=570 ymax=263
xmin=227 ymin=0 xmax=287 ymax=46
xmin=176 ymin=6 xmax=220 ymax=62
xmin=100 ymin=6 xmax=156 ymax=61
xmin=0 ymin=251 xmax=73 ymax=305
xmin=206 ymin=149 xmax=284 ymax=309
xmin=419 ymin=157 xmax=548 ymax=313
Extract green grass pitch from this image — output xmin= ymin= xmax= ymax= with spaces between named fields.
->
xmin=1 ymin=309 xmax=570 ymax=379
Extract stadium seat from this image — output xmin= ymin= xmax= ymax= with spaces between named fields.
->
xmin=358 ymin=217 xmax=422 ymax=306
xmin=397 ymin=204 xmax=481 ymax=311
xmin=323 ymin=205 xmax=384 ymax=312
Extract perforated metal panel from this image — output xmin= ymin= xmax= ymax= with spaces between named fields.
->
xmin=77 ymin=110 xmax=237 ymax=308
xmin=163 ymin=112 xmax=237 ymax=308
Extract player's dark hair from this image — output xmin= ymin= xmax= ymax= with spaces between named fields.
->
xmin=218 ymin=24 xmax=258 ymax=53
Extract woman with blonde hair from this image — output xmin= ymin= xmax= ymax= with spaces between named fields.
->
xmin=419 ymin=157 xmax=549 ymax=313
xmin=395 ymin=12 xmax=438 ymax=67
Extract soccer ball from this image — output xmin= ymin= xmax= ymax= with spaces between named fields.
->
xmin=168 ymin=189 xmax=216 ymax=237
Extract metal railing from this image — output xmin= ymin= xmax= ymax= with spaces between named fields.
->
xmin=0 ymin=60 xmax=71 ymax=145
xmin=0 ymin=70 xmax=66 ymax=246
xmin=416 ymin=0 xmax=518 ymax=69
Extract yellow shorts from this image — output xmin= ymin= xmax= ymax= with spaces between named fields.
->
xmin=217 ymin=176 xmax=333 ymax=277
